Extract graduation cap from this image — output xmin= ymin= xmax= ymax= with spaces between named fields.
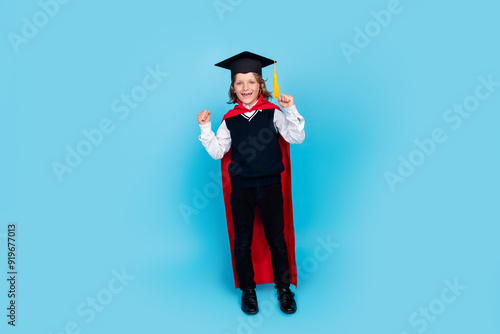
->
xmin=215 ymin=51 xmax=280 ymax=98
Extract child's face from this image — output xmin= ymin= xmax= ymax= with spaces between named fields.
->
xmin=233 ymin=72 xmax=260 ymax=105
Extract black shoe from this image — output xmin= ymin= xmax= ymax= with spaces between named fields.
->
xmin=277 ymin=287 xmax=297 ymax=314
xmin=241 ymin=288 xmax=258 ymax=315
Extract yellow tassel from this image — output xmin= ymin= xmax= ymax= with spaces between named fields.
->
xmin=273 ymin=61 xmax=280 ymax=99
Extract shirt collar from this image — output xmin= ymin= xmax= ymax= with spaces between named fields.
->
xmin=242 ymin=100 xmax=258 ymax=110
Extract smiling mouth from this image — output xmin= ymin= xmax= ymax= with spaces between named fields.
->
xmin=241 ymin=92 xmax=253 ymax=98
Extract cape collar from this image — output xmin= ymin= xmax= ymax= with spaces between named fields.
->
xmin=222 ymin=94 xmax=281 ymax=121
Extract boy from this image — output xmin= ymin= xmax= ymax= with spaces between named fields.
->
xmin=197 ymin=51 xmax=305 ymax=315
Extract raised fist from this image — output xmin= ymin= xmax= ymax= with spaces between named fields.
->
xmin=198 ymin=110 xmax=211 ymax=125
xmin=278 ymin=94 xmax=294 ymax=109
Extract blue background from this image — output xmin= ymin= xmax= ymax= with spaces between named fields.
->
xmin=1 ymin=0 xmax=499 ymax=333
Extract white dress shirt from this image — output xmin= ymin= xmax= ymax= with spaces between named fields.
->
xmin=199 ymin=101 xmax=305 ymax=160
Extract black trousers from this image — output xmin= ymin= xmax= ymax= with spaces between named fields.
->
xmin=230 ymin=182 xmax=290 ymax=290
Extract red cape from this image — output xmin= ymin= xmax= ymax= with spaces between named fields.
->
xmin=221 ymin=95 xmax=298 ymax=289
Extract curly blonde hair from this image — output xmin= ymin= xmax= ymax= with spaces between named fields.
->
xmin=227 ymin=72 xmax=272 ymax=104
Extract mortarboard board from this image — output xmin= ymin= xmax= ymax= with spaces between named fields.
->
xmin=215 ymin=51 xmax=280 ymax=98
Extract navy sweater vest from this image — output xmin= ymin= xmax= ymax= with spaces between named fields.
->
xmin=225 ymin=108 xmax=284 ymax=189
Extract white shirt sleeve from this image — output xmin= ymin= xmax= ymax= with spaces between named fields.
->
xmin=273 ymin=105 xmax=305 ymax=144
xmin=198 ymin=121 xmax=232 ymax=160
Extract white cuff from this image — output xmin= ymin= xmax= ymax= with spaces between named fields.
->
xmin=283 ymin=105 xmax=303 ymax=123
xmin=199 ymin=122 xmax=212 ymax=135
xmin=283 ymin=105 xmax=298 ymax=115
